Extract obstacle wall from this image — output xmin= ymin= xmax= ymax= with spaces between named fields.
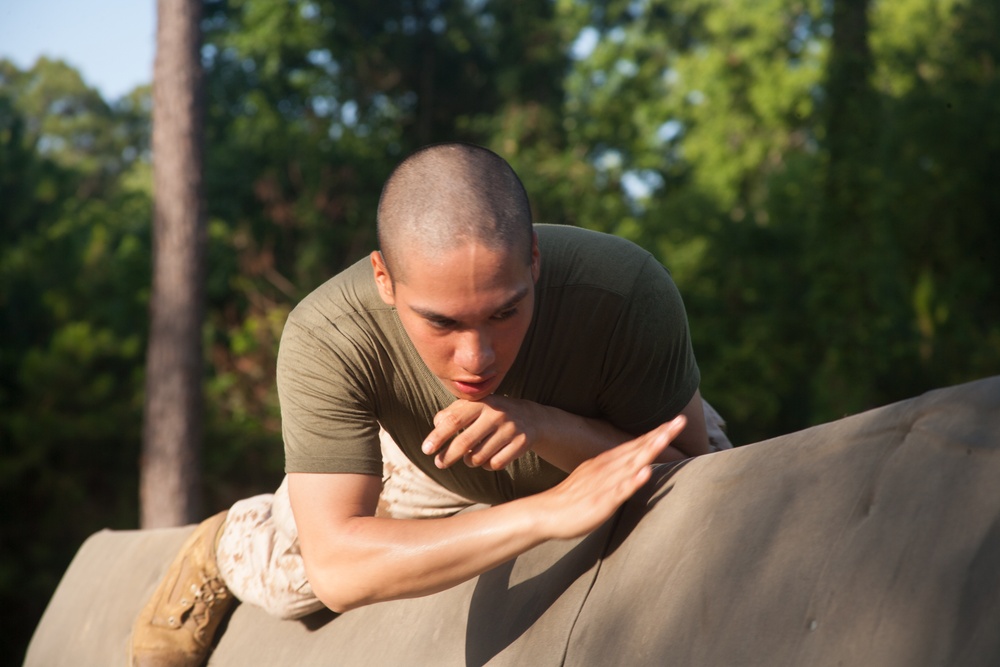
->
xmin=26 ymin=377 xmax=1000 ymax=666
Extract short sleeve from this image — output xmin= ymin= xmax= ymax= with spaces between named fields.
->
xmin=277 ymin=319 xmax=382 ymax=475
xmin=597 ymin=256 xmax=700 ymax=435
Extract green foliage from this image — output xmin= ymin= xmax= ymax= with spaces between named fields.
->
xmin=0 ymin=58 xmax=152 ymax=659
xmin=3 ymin=0 xmax=999 ymax=657
xmin=552 ymin=0 xmax=999 ymax=440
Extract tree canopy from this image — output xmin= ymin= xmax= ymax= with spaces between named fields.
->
xmin=4 ymin=0 xmax=998 ymax=659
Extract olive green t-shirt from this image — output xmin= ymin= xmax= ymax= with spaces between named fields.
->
xmin=278 ymin=224 xmax=700 ymax=504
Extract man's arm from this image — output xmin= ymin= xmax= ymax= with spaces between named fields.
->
xmin=288 ymin=416 xmax=684 ymax=613
xmin=671 ymin=389 xmax=710 ymax=457
xmin=423 ymin=389 xmax=710 ymax=474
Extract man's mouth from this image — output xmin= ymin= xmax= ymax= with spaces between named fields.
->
xmin=452 ymin=376 xmax=496 ymax=396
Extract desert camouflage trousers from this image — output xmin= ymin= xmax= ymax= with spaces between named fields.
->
xmin=216 ymin=400 xmax=732 ymax=620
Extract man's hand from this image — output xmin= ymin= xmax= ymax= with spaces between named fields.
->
xmin=422 ymin=393 xmax=706 ymax=474
xmin=539 ymin=415 xmax=685 ymax=539
xmin=422 ymin=396 xmax=539 ymax=470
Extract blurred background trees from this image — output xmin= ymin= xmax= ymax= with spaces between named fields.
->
xmin=142 ymin=0 xmax=208 ymax=529
xmin=3 ymin=0 xmax=998 ymax=659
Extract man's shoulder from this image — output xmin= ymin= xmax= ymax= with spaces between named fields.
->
xmin=286 ymin=256 xmax=388 ymax=331
xmin=534 ymin=224 xmax=659 ymax=294
xmin=535 ymin=223 xmax=643 ymax=251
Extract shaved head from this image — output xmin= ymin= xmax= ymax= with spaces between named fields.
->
xmin=376 ymin=143 xmax=533 ymax=283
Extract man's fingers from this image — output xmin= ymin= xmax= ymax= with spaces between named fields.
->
xmin=632 ymin=415 xmax=686 ymax=461
xmin=434 ymin=436 xmax=470 ymax=468
xmin=577 ymin=422 xmax=677 ymax=508
xmin=592 ymin=416 xmax=686 ymax=484
xmin=463 ymin=425 xmax=508 ymax=467
xmin=422 ymin=402 xmax=479 ymax=456
xmin=540 ymin=416 xmax=691 ymax=541
xmin=435 ymin=423 xmax=497 ymax=469
xmin=428 ymin=400 xmax=522 ymax=469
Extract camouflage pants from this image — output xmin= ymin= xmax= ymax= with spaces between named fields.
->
xmin=215 ymin=428 xmax=477 ymax=620
xmin=216 ymin=401 xmax=732 ymax=620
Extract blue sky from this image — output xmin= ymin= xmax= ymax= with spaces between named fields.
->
xmin=0 ymin=0 xmax=156 ymax=100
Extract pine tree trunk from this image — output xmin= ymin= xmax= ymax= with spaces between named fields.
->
xmin=141 ymin=0 xmax=205 ymax=528
xmin=812 ymin=0 xmax=902 ymax=415
xmin=824 ymin=0 xmax=875 ymax=218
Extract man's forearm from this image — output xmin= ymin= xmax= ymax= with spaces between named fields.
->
xmin=299 ymin=495 xmax=551 ymax=613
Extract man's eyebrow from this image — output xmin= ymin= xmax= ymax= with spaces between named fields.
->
xmin=493 ymin=286 xmax=531 ymax=312
xmin=410 ymin=286 xmax=530 ymax=321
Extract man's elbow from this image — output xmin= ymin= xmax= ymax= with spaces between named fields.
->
xmin=309 ymin=569 xmax=376 ymax=614
xmin=320 ymin=593 xmax=365 ymax=615
xmin=301 ymin=546 xmax=381 ymax=614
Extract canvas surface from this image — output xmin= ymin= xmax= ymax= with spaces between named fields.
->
xmin=26 ymin=377 xmax=1000 ymax=667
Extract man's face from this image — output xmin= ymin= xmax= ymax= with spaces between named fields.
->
xmin=372 ymin=236 xmax=539 ymax=401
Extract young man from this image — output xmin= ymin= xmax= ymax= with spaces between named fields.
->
xmin=130 ymin=143 xmax=729 ymax=666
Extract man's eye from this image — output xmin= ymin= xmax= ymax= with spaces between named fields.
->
xmin=493 ymin=308 xmax=517 ymax=321
xmin=429 ymin=318 xmax=456 ymax=329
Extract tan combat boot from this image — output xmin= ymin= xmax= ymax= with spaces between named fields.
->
xmin=130 ymin=510 xmax=236 ymax=666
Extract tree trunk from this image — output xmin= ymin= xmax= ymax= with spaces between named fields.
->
xmin=824 ymin=0 xmax=876 ymax=219
xmin=811 ymin=0 xmax=903 ymax=416
xmin=141 ymin=0 xmax=205 ymax=528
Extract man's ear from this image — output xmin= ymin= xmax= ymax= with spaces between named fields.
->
xmin=370 ymin=251 xmax=396 ymax=306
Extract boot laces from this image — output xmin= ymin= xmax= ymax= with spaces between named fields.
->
xmin=179 ymin=573 xmax=230 ymax=644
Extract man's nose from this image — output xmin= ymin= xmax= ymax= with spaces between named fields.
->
xmin=456 ymin=328 xmax=496 ymax=375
